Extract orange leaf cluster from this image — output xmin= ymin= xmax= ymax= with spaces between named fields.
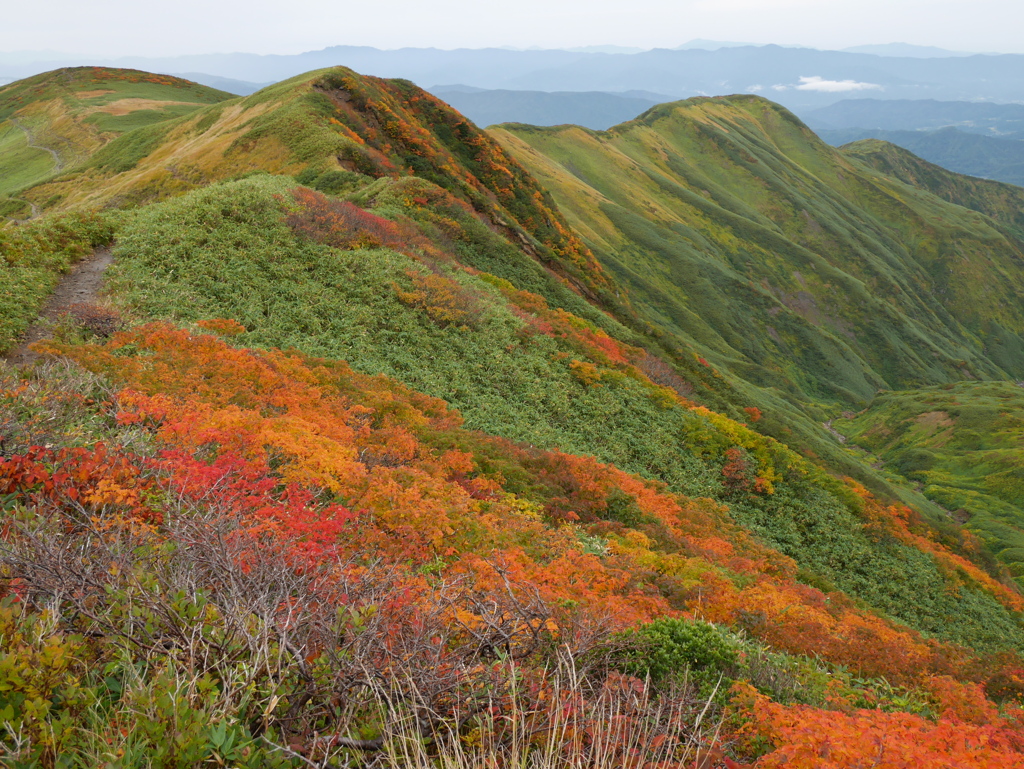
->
xmin=735 ymin=682 xmax=1024 ymax=768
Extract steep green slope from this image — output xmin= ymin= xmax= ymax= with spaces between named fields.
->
xmin=98 ymin=174 xmax=1024 ymax=653
xmin=494 ymin=97 xmax=1024 ymax=410
xmin=0 ymin=67 xmax=231 ymax=217
xmin=24 ymin=67 xmax=617 ymax=307
xmin=817 ymin=127 xmax=1024 ymax=188
xmin=842 ymin=138 xmax=1024 ymax=240
xmin=838 ymin=382 xmax=1024 ymax=582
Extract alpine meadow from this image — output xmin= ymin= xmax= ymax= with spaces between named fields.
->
xmin=3 ymin=61 xmax=1024 ymax=768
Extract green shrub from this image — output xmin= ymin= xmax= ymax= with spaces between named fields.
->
xmin=617 ymin=617 xmax=738 ymax=690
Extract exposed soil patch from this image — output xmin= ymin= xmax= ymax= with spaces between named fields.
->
xmin=88 ymin=98 xmax=198 ymax=116
xmin=2 ymin=248 xmax=114 ymax=366
xmin=822 ymin=419 xmax=847 ymax=444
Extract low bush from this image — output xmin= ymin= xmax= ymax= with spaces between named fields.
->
xmin=617 ymin=617 xmax=739 ymax=692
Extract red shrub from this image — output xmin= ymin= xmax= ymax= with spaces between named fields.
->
xmin=284 ymin=187 xmax=405 ymax=250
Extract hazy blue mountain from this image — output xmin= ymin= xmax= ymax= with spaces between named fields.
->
xmin=5 ymin=45 xmax=1024 ymax=112
xmin=818 ymin=126 xmax=1024 ymax=186
xmin=565 ymin=45 xmax=647 ymax=54
xmin=804 ymin=98 xmax=1024 ymax=139
xmin=675 ymin=39 xmax=759 ymax=50
xmin=840 ymin=43 xmax=978 ymax=58
xmin=427 ymin=86 xmax=660 ymax=129
xmin=172 ymin=72 xmax=271 ymax=95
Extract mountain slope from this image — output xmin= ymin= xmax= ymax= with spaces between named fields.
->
xmin=838 ymin=381 xmax=1024 ymax=578
xmin=23 ymin=67 xmax=617 ymax=306
xmin=842 ymin=138 xmax=1024 ymax=240
xmin=9 ymin=67 xmax=1020 ymax=651
xmin=0 ymin=67 xmax=231 ymax=218
xmin=77 ymin=173 xmax=1024 ymax=652
xmin=817 ymin=126 xmax=1024 ymax=187
xmin=494 ymin=96 xmax=1024 ymax=413
xmin=4 ymin=65 xmax=1024 ymax=767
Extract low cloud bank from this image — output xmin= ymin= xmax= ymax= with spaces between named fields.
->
xmin=793 ymin=75 xmax=883 ymax=92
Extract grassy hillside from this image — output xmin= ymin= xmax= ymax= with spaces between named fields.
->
xmin=837 ymin=382 xmax=1024 ymax=581
xmin=494 ymin=98 xmax=1024 ymax=411
xmin=92 ymin=175 xmax=1024 ymax=655
xmin=843 ymin=138 xmax=1024 ymax=239
xmin=0 ymin=67 xmax=231 ymax=217
xmin=22 ymin=67 xmax=620 ymax=306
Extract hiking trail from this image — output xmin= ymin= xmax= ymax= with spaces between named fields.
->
xmin=2 ymin=247 xmax=114 ymax=366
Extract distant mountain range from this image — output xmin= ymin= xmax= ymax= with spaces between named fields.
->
xmin=805 ymin=98 xmax=1024 ymax=139
xmin=428 ymin=86 xmax=662 ymax=129
xmin=839 ymin=43 xmax=980 ymax=58
xmin=4 ymin=44 xmax=1024 ymax=111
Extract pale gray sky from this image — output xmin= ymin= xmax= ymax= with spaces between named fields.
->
xmin=4 ymin=0 xmax=1021 ymax=57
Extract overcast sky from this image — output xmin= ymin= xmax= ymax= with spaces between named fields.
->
xmin=4 ymin=0 xmax=1022 ymax=57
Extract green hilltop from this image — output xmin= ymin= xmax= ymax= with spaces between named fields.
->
xmin=494 ymin=96 xmax=1024 ymax=403
xmin=0 ymin=67 xmax=231 ymax=218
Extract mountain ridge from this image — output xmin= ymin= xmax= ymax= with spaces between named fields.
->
xmin=3 ymin=64 xmax=1024 ymax=766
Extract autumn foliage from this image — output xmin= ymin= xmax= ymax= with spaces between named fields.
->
xmin=283 ymin=187 xmax=407 ymax=251
xmin=3 ymin=319 xmax=1024 ymax=765
xmin=733 ymin=681 xmax=1024 ymax=768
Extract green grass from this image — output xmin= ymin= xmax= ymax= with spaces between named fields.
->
xmin=0 ymin=68 xmax=234 ymax=209
xmin=496 ymin=97 xmax=1024 ymax=404
xmin=838 ymin=381 xmax=1024 ymax=581
xmin=100 ymin=176 xmax=1024 ymax=654
xmin=0 ymin=120 xmax=56 ymax=196
xmin=0 ymin=67 xmax=231 ymax=122
xmin=87 ymin=118 xmax=183 ymax=174
xmin=843 ymin=138 xmax=1024 ymax=241
xmin=83 ymin=103 xmax=212 ymax=134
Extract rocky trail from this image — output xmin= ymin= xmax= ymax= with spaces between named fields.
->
xmin=2 ymin=247 xmax=114 ymax=366
xmin=822 ymin=419 xmax=847 ymax=444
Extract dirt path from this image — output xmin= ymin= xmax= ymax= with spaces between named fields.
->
xmin=10 ymin=116 xmax=65 ymax=173
xmin=6 ymin=196 xmax=40 ymax=222
xmin=822 ymin=419 xmax=847 ymax=444
xmin=2 ymin=248 xmax=114 ymax=366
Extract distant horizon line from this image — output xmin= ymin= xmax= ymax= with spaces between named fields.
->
xmin=0 ymin=40 xmax=1012 ymax=61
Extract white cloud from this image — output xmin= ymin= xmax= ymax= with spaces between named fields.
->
xmin=771 ymin=84 xmax=790 ymax=91
xmin=795 ymin=75 xmax=882 ymax=92
xmin=746 ymin=84 xmax=764 ymax=92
